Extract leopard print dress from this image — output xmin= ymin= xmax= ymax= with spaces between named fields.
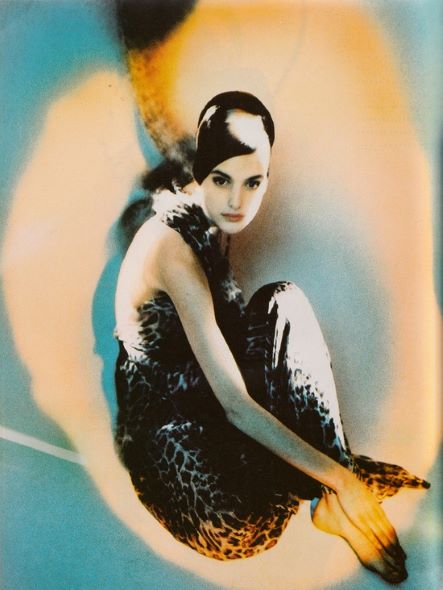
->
xmin=114 ymin=195 xmax=429 ymax=561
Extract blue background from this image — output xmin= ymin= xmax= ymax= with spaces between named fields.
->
xmin=1 ymin=1 xmax=441 ymax=588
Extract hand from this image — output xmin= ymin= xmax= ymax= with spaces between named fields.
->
xmin=335 ymin=473 xmax=406 ymax=563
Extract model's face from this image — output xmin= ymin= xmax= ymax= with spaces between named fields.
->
xmin=200 ymin=123 xmax=271 ymax=234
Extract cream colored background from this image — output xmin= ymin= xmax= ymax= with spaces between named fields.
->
xmin=1 ymin=1 xmax=441 ymax=588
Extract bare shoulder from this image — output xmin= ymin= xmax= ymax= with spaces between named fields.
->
xmin=116 ymin=197 xmax=213 ymax=323
xmin=115 ymin=215 xmax=193 ymax=309
xmin=155 ymin=221 xmax=207 ymax=293
xmin=123 ymin=215 xmax=190 ymax=265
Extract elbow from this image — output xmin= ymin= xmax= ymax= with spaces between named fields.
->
xmin=225 ymin=405 xmax=242 ymax=426
xmin=224 ymin=400 xmax=251 ymax=430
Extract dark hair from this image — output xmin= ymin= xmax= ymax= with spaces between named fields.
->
xmin=193 ymin=91 xmax=275 ymax=184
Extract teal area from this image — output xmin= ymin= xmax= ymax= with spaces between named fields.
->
xmin=1 ymin=438 xmax=440 ymax=589
xmin=1 ymin=1 xmax=441 ymax=589
xmin=93 ymin=250 xmax=123 ymax=419
xmin=0 ymin=439 xmax=221 ymax=590
xmin=0 ymin=0 xmax=122 ymax=447
xmin=364 ymin=0 xmax=443 ymax=308
xmin=281 ymin=195 xmax=393 ymax=431
xmin=0 ymin=0 xmax=158 ymax=445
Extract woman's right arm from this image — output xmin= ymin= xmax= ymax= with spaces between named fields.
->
xmin=155 ymin=227 xmax=400 ymax=554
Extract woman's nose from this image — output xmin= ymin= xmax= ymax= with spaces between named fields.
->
xmin=228 ymin=187 xmax=242 ymax=210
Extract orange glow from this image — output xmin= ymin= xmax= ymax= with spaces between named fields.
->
xmin=2 ymin=2 xmax=440 ymax=589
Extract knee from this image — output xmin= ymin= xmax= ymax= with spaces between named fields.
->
xmin=248 ymin=281 xmax=310 ymax=314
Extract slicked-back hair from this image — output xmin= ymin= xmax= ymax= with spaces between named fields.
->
xmin=193 ymin=91 xmax=274 ymax=184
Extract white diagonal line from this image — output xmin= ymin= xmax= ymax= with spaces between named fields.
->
xmin=0 ymin=425 xmax=85 ymax=465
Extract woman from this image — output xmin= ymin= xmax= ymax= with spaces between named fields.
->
xmin=114 ymin=91 xmax=429 ymax=582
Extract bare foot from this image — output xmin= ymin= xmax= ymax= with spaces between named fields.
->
xmin=311 ymin=494 xmax=408 ymax=584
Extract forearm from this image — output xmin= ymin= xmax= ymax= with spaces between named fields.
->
xmin=227 ymin=398 xmax=354 ymax=493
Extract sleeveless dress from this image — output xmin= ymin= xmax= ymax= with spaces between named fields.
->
xmin=114 ymin=194 xmax=429 ymax=561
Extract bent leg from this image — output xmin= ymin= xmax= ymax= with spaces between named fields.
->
xmin=243 ymin=281 xmax=429 ymax=502
xmin=241 ymin=282 xmax=427 ymax=583
xmin=244 ymin=282 xmax=354 ymax=468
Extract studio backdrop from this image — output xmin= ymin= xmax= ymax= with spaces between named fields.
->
xmin=1 ymin=1 xmax=441 ymax=589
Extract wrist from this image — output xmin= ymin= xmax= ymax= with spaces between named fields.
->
xmin=331 ymin=464 xmax=356 ymax=494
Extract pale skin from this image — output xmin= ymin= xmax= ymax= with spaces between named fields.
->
xmin=115 ymin=112 xmax=407 ymax=582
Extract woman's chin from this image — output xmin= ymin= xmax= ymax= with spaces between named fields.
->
xmin=217 ymin=221 xmax=248 ymax=234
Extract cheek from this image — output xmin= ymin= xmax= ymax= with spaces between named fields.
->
xmin=203 ymin=188 xmax=227 ymax=216
xmin=248 ymin=189 xmax=266 ymax=212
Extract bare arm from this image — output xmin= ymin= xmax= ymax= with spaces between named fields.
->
xmin=157 ymin=228 xmax=400 ymax=553
xmin=157 ymin=229 xmax=350 ymax=491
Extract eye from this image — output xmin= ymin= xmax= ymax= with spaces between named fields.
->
xmin=246 ymin=178 xmax=261 ymax=189
xmin=212 ymin=176 xmax=229 ymax=187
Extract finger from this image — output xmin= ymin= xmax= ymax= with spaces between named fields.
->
xmin=367 ymin=510 xmax=406 ymax=563
xmin=335 ymin=492 xmax=399 ymax=556
xmin=379 ymin=546 xmax=404 ymax=571
xmin=355 ymin=521 xmax=404 ymax=571
xmin=348 ymin=508 xmax=396 ymax=556
xmin=362 ymin=527 xmax=401 ymax=570
xmin=351 ymin=515 xmax=384 ymax=552
xmin=372 ymin=506 xmax=404 ymax=557
xmin=367 ymin=502 xmax=396 ymax=541
xmin=370 ymin=515 xmax=396 ymax=551
xmin=380 ymin=530 xmax=406 ymax=563
xmin=371 ymin=526 xmax=402 ymax=561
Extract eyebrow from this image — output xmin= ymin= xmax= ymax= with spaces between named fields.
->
xmin=211 ymin=169 xmax=231 ymax=180
xmin=211 ymin=170 xmax=264 ymax=181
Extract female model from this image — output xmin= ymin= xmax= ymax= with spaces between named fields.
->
xmin=114 ymin=91 xmax=429 ymax=583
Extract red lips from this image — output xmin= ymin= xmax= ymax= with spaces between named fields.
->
xmin=222 ymin=214 xmax=244 ymax=222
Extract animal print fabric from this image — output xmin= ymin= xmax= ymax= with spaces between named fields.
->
xmin=114 ymin=194 xmax=429 ymax=560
